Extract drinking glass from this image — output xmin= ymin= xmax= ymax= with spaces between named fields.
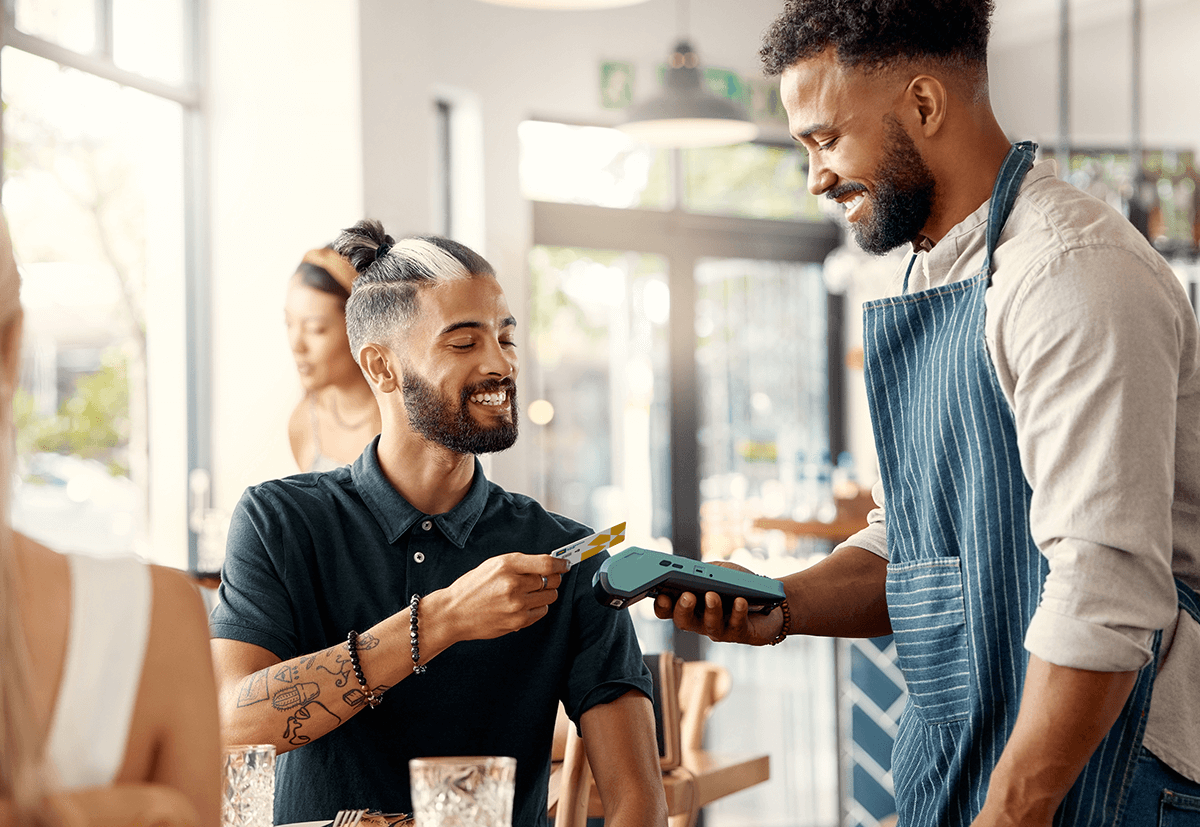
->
xmin=409 ymin=755 xmax=516 ymax=827
xmin=221 ymin=743 xmax=276 ymax=827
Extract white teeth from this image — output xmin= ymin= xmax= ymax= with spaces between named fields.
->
xmin=846 ymin=194 xmax=865 ymax=210
xmin=470 ymin=391 xmax=507 ymax=406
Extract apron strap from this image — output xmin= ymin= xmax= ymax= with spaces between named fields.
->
xmin=900 ymin=254 xmax=918 ymax=294
xmin=900 ymin=142 xmax=1037 ymax=294
xmin=982 ymin=141 xmax=1038 ymax=282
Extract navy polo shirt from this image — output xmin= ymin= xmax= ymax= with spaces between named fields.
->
xmin=210 ymin=438 xmax=652 ymax=825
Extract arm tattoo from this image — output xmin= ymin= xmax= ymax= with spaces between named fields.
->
xmin=283 ymin=701 xmax=341 ymax=746
xmin=314 ymin=647 xmax=355 ymax=688
xmin=235 ymin=672 xmax=270 ymax=707
xmin=343 ymin=684 xmax=392 ymax=708
xmin=272 ymin=682 xmax=320 ymax=710
xmin=233 ymin=637 xmax=390 ymax=748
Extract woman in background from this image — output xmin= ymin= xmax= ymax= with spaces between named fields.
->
xmin=285 ymin=246 xmax=381 ymax=471
xmin=0 ymin=216 xmax=221 ymax=826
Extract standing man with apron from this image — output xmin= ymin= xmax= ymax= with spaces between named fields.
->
xmin=656 ymin=2 xmax=1200 ymax=825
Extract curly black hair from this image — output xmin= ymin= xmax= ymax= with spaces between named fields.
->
xmin=760 ymin=0 xmax=994 ymax=77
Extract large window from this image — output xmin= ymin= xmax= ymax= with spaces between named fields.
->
xmin=521 ymin=122 xmax=839 ymax=565
xmin=523 ymin=122 xmax=843 ymax=826
xmin=527 ymin=246 xmax=672 ymax=541
xmin=2 ymin=2 xmax=202 ymax=567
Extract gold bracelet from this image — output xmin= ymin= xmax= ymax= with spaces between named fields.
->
xmin=768 ymin=599 xmax=791 ymax=646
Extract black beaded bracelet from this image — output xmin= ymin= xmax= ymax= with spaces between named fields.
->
xmin=410 ymin=593 xmax=427 ymax=674
xmin=346 ymin=630 xmax=382 ymax=708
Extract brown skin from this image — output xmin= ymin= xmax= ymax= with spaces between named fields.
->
xmin=285 ymin=274 xmax=382 ymax=469
xmin=780 ymin=47 xmax=1013 ymax=247
xmin=656 ymin=48 xmax=1140 ymax=827
xmin=11 ymin=533 xmax=221 ymax=827
xmin=215 ymin=275 xmax=666 ymax=827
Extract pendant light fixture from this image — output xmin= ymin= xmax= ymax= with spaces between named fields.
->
xmin=474 ymin=0 xmax=649 ymax=8
xmin=616 ymin=0 xmax=758 ymax=147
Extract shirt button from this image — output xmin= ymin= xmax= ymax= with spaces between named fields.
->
xmin=421 ymin=520 xmax=433 ymax=531
xmin=414 ymin=551 xmax=426 ymax=564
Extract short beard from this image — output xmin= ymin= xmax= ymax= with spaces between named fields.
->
xmin=401 ymin=370 xmax=519 ymax=455
xmin=841 ymin=116 xmax=937 ymax=256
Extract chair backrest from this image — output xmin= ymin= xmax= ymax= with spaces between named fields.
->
xmin=549 ymin=658 xmax=732 ymax=827
xmin=678 ymin=660 xmax=731 ymax=752
xmin=643 ymin=653 xmax=685 ymax=770
xmin=555 ymin=722 xmax=592 ymax=827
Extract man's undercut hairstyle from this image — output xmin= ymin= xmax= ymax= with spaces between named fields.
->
xmin=333 ymin=220 xmax=496 ymax=357
xmin=760 ymin=0 xmax=994 ymax=90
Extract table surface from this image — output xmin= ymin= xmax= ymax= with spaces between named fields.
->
xmin=282 ymin=750 xmax=771 ymax=826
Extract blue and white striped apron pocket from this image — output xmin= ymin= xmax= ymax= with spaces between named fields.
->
xmin=887 ymin=558 xmax=971 ymax=724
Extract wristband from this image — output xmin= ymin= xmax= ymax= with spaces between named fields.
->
xmin=346 ymin=630 xmax=382 ymax=708
xmin=768 ymin=599 xmax=791 ymax=646
xmin=410 ymin=593 xmax=427 ymax=674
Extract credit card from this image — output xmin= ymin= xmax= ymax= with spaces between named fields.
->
xmin=551 ymin=522 xmax=626 ymax=568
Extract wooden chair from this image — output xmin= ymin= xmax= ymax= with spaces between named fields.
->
xmin=549 ymin=659 xmax=735 ymax=827
xmin=678 ymin=661 xmax=732 ymax=752
xmin=552 ymin=717 xmax=593 ymax=827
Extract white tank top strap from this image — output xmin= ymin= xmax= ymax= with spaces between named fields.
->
xmin=46 ymin=553 xmax=153 ymax=789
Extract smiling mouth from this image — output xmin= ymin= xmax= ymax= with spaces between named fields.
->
xmin=470 ymin=390 xmax=508 ymax=407
xmin=841 ymin=192 xmax=868 ymax=222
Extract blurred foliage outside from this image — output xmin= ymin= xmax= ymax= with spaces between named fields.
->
xmin=14 ymin=350 xmax=131 ymax=478
xmin=529 ymin=245 xmax=667 ymax=369
xmin=684 ymin=143 xmax=824 ymax=221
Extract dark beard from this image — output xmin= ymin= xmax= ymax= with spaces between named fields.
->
xmin=401 ymin=370 xmax=519 ymax=455
xmin=837 ymin=116 xmax=937 ymax=256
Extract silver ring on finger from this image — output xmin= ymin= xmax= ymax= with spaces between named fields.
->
xmin=540 ymin=575 xmax=548 ymax=591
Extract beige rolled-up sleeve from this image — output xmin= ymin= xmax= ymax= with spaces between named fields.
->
xmin=834 ymin=479 xmax=889 ymax=561
xmin=992 ymin=243 xmax=1185 ymax=671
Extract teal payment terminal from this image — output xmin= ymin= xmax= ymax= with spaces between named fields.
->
xmin=592 ymin=547 xmax=785 ymax=614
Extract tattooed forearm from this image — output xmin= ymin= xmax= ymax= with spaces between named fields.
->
xmin=314 ymin=646 xmax=355 ymax=688
xmin=284 ymin=701 xmax=341 ymax=746
xmin=343 ymin=684 xmax=392 ymax=708
xmin=235 ymin=672 xmax=269 ymax=707
xmin=272 ymin=682 xmax=320 ymax=710
xmin=224 ymin=623 xmax=407 ymax=753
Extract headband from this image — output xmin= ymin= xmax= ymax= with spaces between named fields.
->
xmin=300 ymin=247 xmax=358 ymax=294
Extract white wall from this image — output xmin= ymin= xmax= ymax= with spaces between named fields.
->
xmin=208 ymin=0 xmax=363 ymax=516
xmin=356 ymin=0 xmax=791 ymax=496
xmin=990 ymin=0 xmax=1200 ymax=150
xmin=204 ymin=0 xmax=1200 ymax=510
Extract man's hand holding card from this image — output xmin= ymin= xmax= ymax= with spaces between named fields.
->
xmin=550 ymin=521 xmax=627 ymax=568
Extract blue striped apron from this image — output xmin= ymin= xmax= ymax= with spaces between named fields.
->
xmin=862 ymin=141 xmax=1198 ymax=826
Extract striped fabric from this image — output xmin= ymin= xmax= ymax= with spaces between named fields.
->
xmin=861 ymin=143 xmax=1183 ymax=826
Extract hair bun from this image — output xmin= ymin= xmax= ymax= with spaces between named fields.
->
xmin=333 ymin=219 xmax=396 ymax=275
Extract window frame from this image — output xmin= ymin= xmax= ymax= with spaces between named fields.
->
xmin=0 ymin=0 xmax=210 ymax=569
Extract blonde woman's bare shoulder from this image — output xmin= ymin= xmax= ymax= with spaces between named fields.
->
xmin=287 ymin=396 xmax=313 ymax=470
xmin=145 ymin=564 xmax=212 ymax=640
xmin=128 ymin=564 xmax=222 ymax=825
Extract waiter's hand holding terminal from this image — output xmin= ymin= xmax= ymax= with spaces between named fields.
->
xmin=651 ymin=560 xmax=787 ymax=646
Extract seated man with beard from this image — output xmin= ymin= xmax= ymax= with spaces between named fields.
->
xmin=210 ymin=222 xmax=666 ymax=827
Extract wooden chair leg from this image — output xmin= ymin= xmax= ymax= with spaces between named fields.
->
xmin=555 ymin=722 xmax=592 ymax=827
